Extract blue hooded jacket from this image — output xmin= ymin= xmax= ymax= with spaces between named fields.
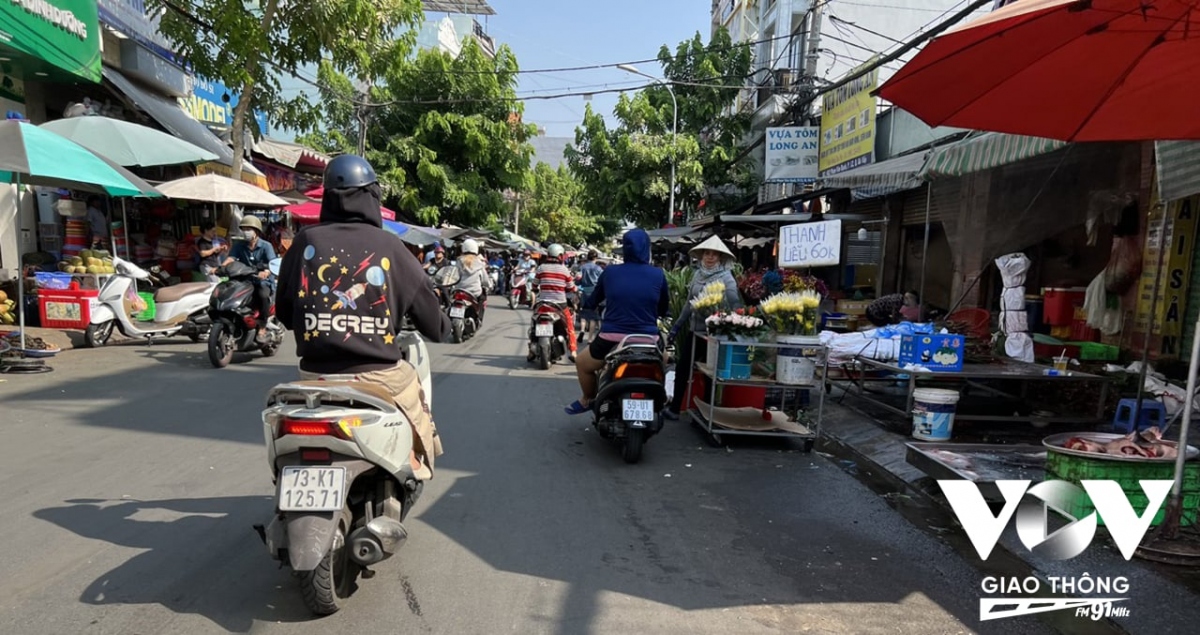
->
xmin=585 ymin=229 xmax=668 ymax=335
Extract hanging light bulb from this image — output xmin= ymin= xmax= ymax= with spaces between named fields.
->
xmin=857 ymin=227 xmax=868 ymax=240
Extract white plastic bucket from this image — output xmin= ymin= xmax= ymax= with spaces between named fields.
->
xmin=912 ymin=388 xmax=961 ymax=441
xmin=776 ymin=335 xmax=816 ymax=385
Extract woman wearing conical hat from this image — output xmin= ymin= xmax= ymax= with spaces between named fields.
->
xmin=664 ymin=235 xmax=743 ymax=419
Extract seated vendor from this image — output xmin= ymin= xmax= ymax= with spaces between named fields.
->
xmin=866 ymin=291 xmax=920 ymax=327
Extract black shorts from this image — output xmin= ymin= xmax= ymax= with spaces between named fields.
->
xmin=589 ymin=336 xmax=620 ymax=360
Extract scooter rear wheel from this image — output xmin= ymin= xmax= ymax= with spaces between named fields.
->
xmin=622 ymin=428 xmax=645 ymax=464
xmin=298 ymin=522 xmax=357 ymax=615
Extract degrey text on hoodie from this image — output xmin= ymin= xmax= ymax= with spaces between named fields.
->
xmin=584 ymin=229 xmax=668 ymax=336
xmin=276 ymin=184 xmax=450 ymax=374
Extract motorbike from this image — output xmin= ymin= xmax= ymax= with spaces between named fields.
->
xmin=447 ymin=289 xmax=481 ymax=343
xmin=527 ymin=300 xmax=570 ymax=370
xmin=255 ymin=328 xmax=432 ymax=615
xmin=509 ymin=270 xmax=534 ymax=309
xmin=206 ymin=260 xmax=285 ymax=368
xmin=487 ymin=265 xmax=502 ymax=295
xmin=429 ymin=265 xmax=459 ymax=311
xmin=590 ymin=334 xmax=667 ymax=463
xmin=83 ymin=255 xmax=215 ymax=348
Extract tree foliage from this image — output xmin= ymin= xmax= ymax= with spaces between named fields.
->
xmin=567 ymin=28 xmax=755 ymax=228
xmin=297 ymin=42 xmax=536 ymax=228
xmin=154 ymin=0 xmax=422 ymax=178
xmin=519 ymin=163 xmax=599 ymax=246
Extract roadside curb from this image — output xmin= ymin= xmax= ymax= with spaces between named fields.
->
xmin=816 ymin=420 xmax=1131 ymax=635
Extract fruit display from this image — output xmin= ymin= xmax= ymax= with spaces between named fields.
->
xmin=0 ymin=290 xmax=14 ymax=325
xmin=57 ymin=249 xmax=115 ymax=275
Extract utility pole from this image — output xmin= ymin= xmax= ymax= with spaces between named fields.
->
xmin=801 ymin=0 xmax=824 ymax=125
xmin=513 ymin=194 xmax=521 ymax=234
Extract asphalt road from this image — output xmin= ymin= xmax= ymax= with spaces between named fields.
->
xmin=0 ymin=305 xmax=1050 ymax=635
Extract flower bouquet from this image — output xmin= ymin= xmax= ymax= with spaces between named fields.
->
xmin=781 ymin=270 xmax=829 ymax=298
xmin=705 ymin=308 xmax=770 ymax=343
xmin=759 ymin=290 xmax=822 ymax=336
xmin=690 ymin=281 xmax=728 ymax=317
xmin=736 ymin=270 xmax=767 ymax=304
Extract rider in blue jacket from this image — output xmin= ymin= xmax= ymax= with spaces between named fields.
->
xmin=564 ymin=228 xmax=668 ymax=415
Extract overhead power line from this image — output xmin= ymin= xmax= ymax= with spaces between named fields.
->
xmin=726 ymin=0 xmax=995 ymax=166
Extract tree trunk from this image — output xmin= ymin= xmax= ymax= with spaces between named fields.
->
xmin=230 ymin=0 xmax=281 ymax=181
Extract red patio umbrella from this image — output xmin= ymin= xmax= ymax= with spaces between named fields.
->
xmin=286 ymin=200 xmax=396 ymax=222
xmin=877 ymin=0 xmax=1200 ymax=141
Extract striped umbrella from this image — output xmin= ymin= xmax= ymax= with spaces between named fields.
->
xmin=0 ymin=120 xmax=160 ymax=353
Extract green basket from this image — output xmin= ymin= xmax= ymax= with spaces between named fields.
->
xmin=1069 ymin=341 xmax=1119 ymax=361
xmin=1046 ymin=451 xmax=1200 ymax=526
xmin=133 ymin=291 xmax=156 ymax=322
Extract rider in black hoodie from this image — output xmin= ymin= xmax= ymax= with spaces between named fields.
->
xmin=276 ymin=155 xmax=450 ymax=477
xmin=277 ymin=155 xmax=450 ymax=371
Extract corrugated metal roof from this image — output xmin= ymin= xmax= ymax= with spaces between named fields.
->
xmin=919 ymin=132 xmax=1067 ymax=180
xmin=424 ymin=0 xmax=495 ymax=15
xmin=819 ymin=150 xmax=930 ymax=199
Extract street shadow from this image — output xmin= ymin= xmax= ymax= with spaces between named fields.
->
xmin=1 ymin=354 xmax=293 ymax=445
xmin=414 ymin=365 xmax=1047 ymax=635
xmin=33 ymin=496 xmax=310 ymax=632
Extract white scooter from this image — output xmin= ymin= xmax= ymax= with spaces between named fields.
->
xmin=255 ymin=328 xmax=432 ymax=615
xmin=83 ymin=255 xmax=216 ymax=348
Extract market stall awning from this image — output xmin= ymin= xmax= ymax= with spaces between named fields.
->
xmin=919 ymin=132 xmax=1067 ymax=180
xmin=1155 ymin=141 xmax=1200 ymax=202
xmin=819 ymin=150 xmax=930 ymax=200
xmin=102 ymin=68 xmax=265 ymax=176
xmin=384 ymin=220 xmax=443 ymax=247
xmin=645 ymin=226 xmax=702 ymax=244
xmin=286 ymin=200 xmax=396 ymax=222
xmin=252 ymin=137 xmax=329 ymax=171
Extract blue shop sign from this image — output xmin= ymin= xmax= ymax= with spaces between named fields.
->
xmin=97 ymin=0 xmax=183 ymax=66
xmin=183 ymin=77 xmax=269 ymax=132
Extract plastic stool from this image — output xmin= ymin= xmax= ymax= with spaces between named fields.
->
xmin=1113 ymin=399 xmax=1167 ymax=433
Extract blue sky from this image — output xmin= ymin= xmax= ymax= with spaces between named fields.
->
xmin=485 ymin=0 xmax=710 ymax=139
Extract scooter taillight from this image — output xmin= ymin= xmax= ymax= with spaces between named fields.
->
xmin=280 ymin=417 xmax=358 ymax=440
xmin=243 ymin=314 xmax=258 ymax=328
xmin=614 ymin=363 xmax=664 ymax=382
xmin=536 ymin=305 xmax=559 ymax=315
xmin=454 ymin=291 xmax=474 ymax=302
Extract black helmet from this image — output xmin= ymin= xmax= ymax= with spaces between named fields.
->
xmin=324 ymin=154 xmax=377 ymax=189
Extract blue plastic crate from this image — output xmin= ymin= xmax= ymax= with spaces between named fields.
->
xmin=716 ymin=343 xmax=753 ymax=380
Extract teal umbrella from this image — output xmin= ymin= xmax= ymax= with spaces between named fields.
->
xmin=0 ymin=120 xmax=160 ymax=197
xmin=0 ymin=120 xmax=160 ymax=352
xmin=39 ymin=116 xmax=219 ymax=168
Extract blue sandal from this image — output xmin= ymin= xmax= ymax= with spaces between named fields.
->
xmin=564 ymin=400 xmax=589 ymax=416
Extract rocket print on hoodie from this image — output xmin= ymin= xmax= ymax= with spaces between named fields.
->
xmin=296 ymin=243 xmax=396 ymax=345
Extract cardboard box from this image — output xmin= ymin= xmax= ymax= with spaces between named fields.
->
xmin=899 ymin=334 xmax=965 ymax=372
xmin=836 ymin=299 xmax=872 ymax=315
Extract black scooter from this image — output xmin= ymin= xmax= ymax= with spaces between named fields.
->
xmin=206 ymin=260 xmax=285 ymax=368
xmin=590 ymin=334 xmax=667 ymax=463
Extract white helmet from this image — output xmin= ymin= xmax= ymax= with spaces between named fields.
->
xmin=548 ymin=244 xmax=564 ymax=258
xmin=461 ymin=238 xmax=480 ymax=255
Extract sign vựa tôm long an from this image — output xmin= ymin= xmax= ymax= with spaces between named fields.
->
xmin=765 ymin=126 xmax=819 ymax=183
xmin=819 ymin=59 xmax=878 ymax=176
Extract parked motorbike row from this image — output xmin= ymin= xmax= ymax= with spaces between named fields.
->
xmin=81 ymin=255 xmax=284 ymax=368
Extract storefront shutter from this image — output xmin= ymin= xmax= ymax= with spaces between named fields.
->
xmin=902 ymin=180 xmax=961 ymax=226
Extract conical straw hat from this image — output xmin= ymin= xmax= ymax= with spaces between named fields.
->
xmin=689 ymin=235 xmax=734 ymax=259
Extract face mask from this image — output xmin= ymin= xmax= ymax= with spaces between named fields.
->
xmin=243 ymin=230 xmax=256 ymax=240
